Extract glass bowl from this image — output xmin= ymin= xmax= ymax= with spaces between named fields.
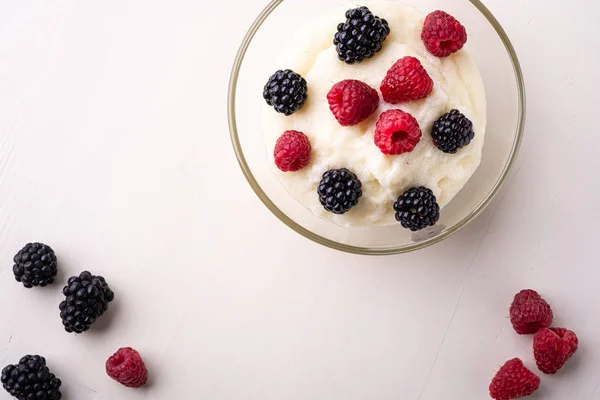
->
xmin=228 ymin=0 xmax=525 ymax=255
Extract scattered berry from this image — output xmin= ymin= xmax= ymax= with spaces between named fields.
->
xmin=12 ymin=242 xmax=57 ymax=288
xmin=263 ymin=69 xmax=308 ymax=116
xmin=374 ymin=109 xmax=422 ymax=155
xmin=59 ymin=271 xmax=114 ymax=333
xmin=334 ymin=6 xmax=390 ymax=64
xmin=317 ymin=168 xmax=362 ymax=214
xmin=327 ymin=80 xmax=379 ymax=126
xmin=489 ymin=358 xmax=540 ymax=400
xmin=431 ymin=109 xmax=474 ymax=153
xmin=533 ymin=327 xmax=579 ymax=374
xmin=1 ymin=355 xmax=62 ymax=400
xmin=394 ymin=187 xmax=440 ymax=231
xmin=106 ymin=347 xmax=148 ymax=388
xmin=380 ymin=57 xmax=434 ymax=103
xmin=421 ymin=10 xmax=467 ymax=57
xmin=509 ymin=289 xmax=553 ymax=335
xmin=274 ymin=130 xmax=312 ymax=172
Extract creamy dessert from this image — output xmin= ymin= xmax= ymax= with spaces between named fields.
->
xmin=262 ymin=1 xmax=486 ymax=229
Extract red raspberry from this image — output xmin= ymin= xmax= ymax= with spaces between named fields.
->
xmin=273 ymin=130 xmax=311 ymax=172
xmin=489 ymin=358 xmax=540 ymax=400
xmin=421 ymin=10 xmax=467 ymax=57
xmin=509 ymin=289 xmax=553 ymax=335
xmin=327 ymin=79 xmax=379 ymax=126
xmin=380 ymin=57 xmax=434 ymax=104
xmin=374 ymin=109 xmax=422 ymax=155
xmin=533 ymin=327 xmax=579 ymax=374
xmin=106 ymin=347 xmax=148 ymax=388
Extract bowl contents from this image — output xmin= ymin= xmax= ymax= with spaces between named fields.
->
xmin=262 ymin=1 xmax=487 ymax=229
xmin=1 ymin=355 xmax=62 ymax=400
xmin=12 ymin=242 xmax=58 ymax=288
xmin=106 ymin=347 xmax=148 ymax=388
xmin=59 ymin=271 xmax=115 ymax=333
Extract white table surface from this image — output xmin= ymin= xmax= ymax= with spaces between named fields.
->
xmin=0 ymin=0 xmax=598 ymax=399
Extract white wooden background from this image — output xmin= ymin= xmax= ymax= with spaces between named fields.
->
xmin=1 ymin=0 xmax=599 ymax=399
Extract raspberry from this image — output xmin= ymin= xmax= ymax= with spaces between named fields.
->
xmin=327 ymin=80 xmax=379 ymax=126
xmin=533 ymin=328 xmax=579 ymax=374
xmin=490 ymin=358 xmax=540 ymax=400
xmin=106 ymin=347 xmax=148 ymax=388
xmin=380 ymin=57 xmax=434 ymax=104
xmin=509 ymin=289 xmax=553 ymax=335
xmin=274 ymin=130 xmax=311 ymax=172
xmin=374 ymin=109 xmax=422 ymax=155
xmin=421 ymin=10 xmax=467 ymax=57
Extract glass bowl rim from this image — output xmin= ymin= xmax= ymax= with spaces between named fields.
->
xmin=227 ymin=0 xmax=526 ymax=255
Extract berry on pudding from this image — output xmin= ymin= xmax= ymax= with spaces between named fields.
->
xmin=431 ymin=109 xmax=475 ymax=154
xmin=380 ymin=56 xmax=434 ymax=104
xmin=263 ymin=69 xmax=308 ymax=116
xmin=274 ymin=130 xmax=312 ymax=172
xmin=318 ymin=168 xmax=363 ymax=214
xmin=393 ymin=187 xmax=440 ymax=231
xmin=421 ymin=10 xmax=468 ymax=57
xmin=374 ymin=109 xmax=422 ymax=155
xmin=334 ymin=6 xmax=390 ymax=64
xmin=327 ymin=79 xmax=379 ymax=126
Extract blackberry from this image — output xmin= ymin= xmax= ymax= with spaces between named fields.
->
xmin=317 ymin=168 xmax=362 ymax=214
xmin=12 ymin=243 xmax=57 ymax=288
xmin=431 ymin=109 xmax=475 ymax=154
xmin=59 ymin=271 xmax=114 ymax=334
xmin=1 ymin=355 xmax=62 ymax=400
xmin=263 ymin=69 xmax=308 ymax=116
xmin=394 ymin=187 xmax=440 ymax=231
xmin=334 ymin=6 xmax=390 ymax=64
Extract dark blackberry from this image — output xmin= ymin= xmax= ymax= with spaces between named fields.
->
xmin=263 ymin=69 xmax=308 ymax=116
xmin=334 ymin=6 xmax=390 ymax=64
xmin=12 ymin=243 xmax=57 ymax=288
xmin=394 ymin=187 xmax=440 ymax=231
xmin=317 ymin=168 xmax=362 ymax=214
xmin=1 ymin=355 xmax=62 ymax=400
xmin=59 ymin=271 xmax=114 ymax=334
xmin=431 ymin=109 xmax=475 ymax=154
